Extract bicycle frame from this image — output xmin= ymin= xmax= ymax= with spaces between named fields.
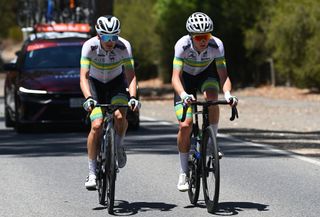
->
xmin=183 ymin=99 xmax=238 ymax=213
xmin=95 ymin=103 xmax=128 ymax=214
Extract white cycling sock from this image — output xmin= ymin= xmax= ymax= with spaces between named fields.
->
xmin=179 ymin=152 xmax=189 ymax=174
xmin=88 ymin=159 xmax=97 ymax=176
xmin=210 ymin=124 xmax=218 ymax=137
xmin=207 ymin=124 xmax=218 ymax=146
xmin=115 ymin=133 xmax=125 ymax=147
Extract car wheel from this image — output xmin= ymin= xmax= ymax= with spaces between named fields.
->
xmin=5 ymin=107 xmax=14 ymax=128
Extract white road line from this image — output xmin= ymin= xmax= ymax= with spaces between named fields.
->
xmin=141 ymin=117 xmax=320 ymax=167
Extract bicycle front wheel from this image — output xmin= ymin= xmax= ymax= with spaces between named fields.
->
xmin=97 ymin=133 xmax=107 ymax=205
xmin=106 ymin=126 xmax=116 ymax=214
xmin=188 ymin=153 xmax=201 ymax=205
xmin=202 ymin=126 xmax=220 ymax=213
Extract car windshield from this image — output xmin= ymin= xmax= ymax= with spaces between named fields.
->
xmin=23 ymin=45 xmax=82 ymax=69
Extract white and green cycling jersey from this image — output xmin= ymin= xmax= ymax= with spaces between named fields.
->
xmin=80 ymin=36 xmax=134 ymax=84
xmin=173 ymin=35 xmax=227 ymax=75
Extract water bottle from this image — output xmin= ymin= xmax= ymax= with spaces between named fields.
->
xmin=194 ymin=139 xmax=201 ymax=159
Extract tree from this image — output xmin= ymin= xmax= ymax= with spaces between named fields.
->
xmin=265 ymin=0 xmax=320 ymax=88
xmin=0 ymin=0 xmax=17 ymax=38
xmin=115 ymin=0 xmax=159 ymax=80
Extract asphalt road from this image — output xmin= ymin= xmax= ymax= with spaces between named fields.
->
xmin=0 ymin=96 xmax=320 ymax=217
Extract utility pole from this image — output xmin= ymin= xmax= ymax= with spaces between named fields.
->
xmin=267 ymin=58 xmax=276 ymax=87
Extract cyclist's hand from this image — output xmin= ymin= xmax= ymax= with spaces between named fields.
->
xmin=128 ymin=96 xmax=141 ymax=111
xmin=180 ymin=91 xmax=195 ymax=104
xmin=224 ymin=91 xmax=238 ymax=107
xmin=83 ymin=96 xmax=97 ymax=112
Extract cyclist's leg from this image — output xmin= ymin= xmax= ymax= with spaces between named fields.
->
xmin=175 ymin=97 xmax=193 ymax=191
xmin=200 ymin=65 xmax=222 ymax=156
xmin=109 ymin=74 xmax=129 ymax=168
xmin=85 ymin=108 xmax=103 ymax=189
xmin=174 ymin=92 xmax=193 ymax=168
xmin=110 ymin=75 xmax=129 ymax=146
xmin=85 ymin=77 xmax=105 ymax=189
xmin=174 ymin=72 xmax=197 ymax=191
xmin=200 ymin=63 xmax=220 ymax=136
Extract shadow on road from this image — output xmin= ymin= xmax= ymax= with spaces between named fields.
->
xmin=220 ymin=128 xmax=320 ymax=157
xmin=214 ymin=201 xmax=269 ymax=216
xmin=0 ymin=120 xmax=179 ymax=157
xmin=93 ymin=200 xmax=177 ymax=215
xmin=1 ymin=120 xmax=317 ymax=158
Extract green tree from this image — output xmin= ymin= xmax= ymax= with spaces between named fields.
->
xmin=265 ymin=0 xmax=320 ymax=87
xmin=114 ymin=0 xmax=159 ymax=80
xmin=0 ymin=0 xmax=17 ymax=38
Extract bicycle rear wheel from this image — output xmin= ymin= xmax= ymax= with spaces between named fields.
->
xmin=202 ymin=126 xmax=220 ymax=213
xmin=188 ymin=153 xmax=201 ymax=205
xmin=106 ymin=126 xmax=116 ymax=214
xmin=97 ymin=133 xmax=107 ymax=205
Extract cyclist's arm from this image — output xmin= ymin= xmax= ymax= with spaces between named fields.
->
xmin=80 ymin=67 xmax=92 ymax=99
xmin=217 ymin=67 xmax=232 ymax=94
xmin=215 ymin=54 xmax=232 ymax=94
xmin=171 ymin=67 xmax=185 ymax=97
xmin=80 ymin=42 xmax=92 ymax=99
xmin=124 ymin=68 xmax=137 ymax=98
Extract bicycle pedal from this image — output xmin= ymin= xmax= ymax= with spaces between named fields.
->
xmin=218 ymin=151 xmax=224 ymax=159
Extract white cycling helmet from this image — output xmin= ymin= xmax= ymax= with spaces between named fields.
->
xmin=186 ymin=12 xmax=213 ymax=33
xmin=95 ymin=15 xmax=121 ymax=36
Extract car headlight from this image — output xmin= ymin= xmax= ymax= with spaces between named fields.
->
xmin=19 ymin=87 xmax=48 ymax=94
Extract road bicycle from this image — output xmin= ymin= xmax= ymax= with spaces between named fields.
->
xmin=95 ymin=103 xmax=129 ymax=214
xmin=181 ymin=98 xmax=238 ymax=213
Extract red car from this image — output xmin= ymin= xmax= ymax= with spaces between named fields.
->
xmin=2 ymin=25 xmax=139 ymax=132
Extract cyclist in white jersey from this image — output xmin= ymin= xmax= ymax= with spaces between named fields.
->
xmin=80 ymin=15 xmax=141 ymax=190
xmin=171 ymin=12 xmax=238 ymax=191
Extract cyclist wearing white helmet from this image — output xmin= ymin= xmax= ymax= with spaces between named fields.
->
xmin=171 ymin=12 xmax=238 ymax=191
xmin=80 ymin=15 xmax=141 ymax=190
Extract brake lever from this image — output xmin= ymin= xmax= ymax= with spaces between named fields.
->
xmin=230 ymin=106 xmax=239 ymax=121
xmin=180 ymin=102 xmax=188 ymax=122
xmin=130 ymin=101 xmax=136 ymax=110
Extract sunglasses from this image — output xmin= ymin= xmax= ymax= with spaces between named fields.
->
xmin=192 ymin=33 xmax=211 ymax=42
xmin=100 ymin=34 xmax=119 ymax=42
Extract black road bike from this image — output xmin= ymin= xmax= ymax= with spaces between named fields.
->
xmin=181 ymin=99 xmax=238 ymax=213
xmin=95 ymin=103 xmax=128 ymax=214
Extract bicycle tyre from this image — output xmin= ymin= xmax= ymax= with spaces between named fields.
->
xmin=97 ymin=133 xmax=107 ymax=205
xmin=188 ymin=154 xmax=201 ymax=205
xmin=106 ymin=126 xmax=116 ymax=214
xmin=187 ymin=125 xmax=201 ymax=205
xmin=202 ymin=126 xmax=220 ymax=213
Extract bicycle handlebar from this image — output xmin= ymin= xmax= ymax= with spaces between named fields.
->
xmin=95 ymin=103 xmax=129 ymax=113
xmin=85 ymin=103 xmax=129 ymax=124
xmin=180 ymin=99 xmax=239 ymax=122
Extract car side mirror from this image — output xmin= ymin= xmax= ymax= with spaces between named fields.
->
xmin=3 ymin=63 xmax=17 ymax=71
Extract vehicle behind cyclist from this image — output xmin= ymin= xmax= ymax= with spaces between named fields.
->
xmin=80 ymin=15 xmax=141 ymax=190
xmin=171 ymin=12 xmax=238 ymax=192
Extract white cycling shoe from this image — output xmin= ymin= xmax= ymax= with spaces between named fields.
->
xmin=85 ymin=174 xmax=97 ymax=190
xmin=177 ymin=173 xmax=189 ymax=192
